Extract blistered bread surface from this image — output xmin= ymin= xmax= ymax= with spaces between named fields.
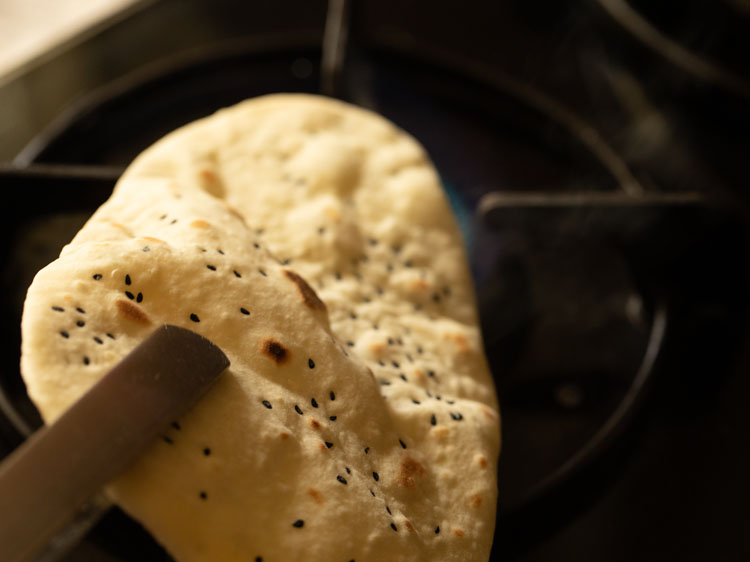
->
xmin=21 ymin=94 xmax=500 ymax=562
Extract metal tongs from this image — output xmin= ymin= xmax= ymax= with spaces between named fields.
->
xmin=0 ymin=325 xmax=229 ymax=562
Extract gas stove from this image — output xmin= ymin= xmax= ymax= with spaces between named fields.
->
xmin=1 ymin=1 xmax=749 ymax=561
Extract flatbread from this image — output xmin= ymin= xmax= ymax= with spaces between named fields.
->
xmin=21 ymin=94 xmax=500 ymax=561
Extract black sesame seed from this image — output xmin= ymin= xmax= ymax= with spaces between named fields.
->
xmin=370 ymin=489 xmax=376 ymax=496
xmin=404 ymin=260 xmax=413 ymax=268
xmin=325 ymin=441 xmax=334 ymax=449
xmin=396 ymin=338 xmax=403 ymax=346
xmin=318 ymin=226 xmax=325 ymax=235
xmin=83 ymin=356 xmax=90 ymax=365
xmin=373 ymin=472 xmax=380 ymax=481
xmin=447 ymin=400 xmax=455 ymax=405
xmin=258 ymin=269 xmax=267 ymax=277
xmin=345 ymin=466 xmax=351 ymax=474
xmin=172 ymin=421 xmax=181 ymax=430
xmin=387 ymin=338 xmax=394 ymax=345
xmin=378 ymin=360 xmax=385 ymax=367
xmin=295 ymin=405 xmax=303 ymax=415
xmin=292 ymin=520 xmax=304 ymax=528
xmin=170 ymin=219 xmax=178 ymax=225
xmin=60 ymin=331 xmax=69 ymax=339
xmin=432 ymin=294 xmax=441 ymax=303
xmin=329 ymin=416 xmax=337 ymax=421
xmin=198 ymin=247 xmax=207 ymax=252
xmin=163 ymin=436 xmax=173 ymax=444
xmin=335 ymin=272 xmax=342 ymax=281
xmin=417 ymin=346 xmax=423 ymax=354
xmin=330 ymin=391 xmax=336 ymax=401
xmin=240 ymin=307 xmax=250 ymax=315
xmin=386 ymin=263 xmax=393 ymax=272
xmin=399 ymin=439 xmax=407 ymax=449
xmin=386 ymin=506 xmax=392 ymax=515
xmin=199 ymin=491 xmax=207 ymax=500
xmin=93 ymin=274 xmax=102 ymax=280
xmin=391 ymin=360 xmax=400 ymax=368
xmin=337 ymin=475 xmax=348 ymax=485
xmin=362 ymin=297 xmax=371 ymax=303
xmin=190 ymin=313 xmax=200 ymax=323
xmin=376 ymin=287 xmax=384 ymax=295
xmin=253 ymin=242 xmax=260 ymax=249
xmin=93 ymin=337 xmax=103 ymax=344
xmin=399 ymin=374 xmax=408 ymax=382
xmin=368 ymin=238 xmax=378 ymax=246
xmin=346 ymin=341 xmax=354 ymax=347
xmin=206 ymin=265 xmax=217 ymax=271
xmin=76 ymin=320 xmax=85 ymax=327
xmin=262 ymin=400 xmax=272 ymax=409
xmin=412 ymin=399 xmax=421 ymax=405
xmin=51 ymin=306 xmax=64 ymax=312
xmin=364 ymin=447 xmax=370 ymax=454
xmin=436 ymin=395 xmax=442 ymax=400
xmin=350 ymin=312 xmax=358 ymax=319
xmin=217 ymin=249 xmax=225 ymax=255
xmin=256 ymin=557 xmax=263 ymax=562
xmin=452 ymin=412 xmax=464 ymax=421
xmin=379 ymin=380 xmax=391 ymax=386
xmin=311 ymin=398 xmax=319 ymax=408
xmin=76 ymin=307 xmax=85 ymax=314
xmin=427 ymin=370 xmax=435 ymax=377
xmin=435 ymin=526 xmax=440 ymax=534
xmin=203 ymin=447 xmax=211 ymax=456
xmin=431 ymin=414 xmax=437 ymax=426
xmin=136 ymin=292 xmax=143 ymax=303
xmin=125 ymin=291 xmax=135 ymax=300
xmin=142 ymin=246 xmax=150 ymax=252
xmin=125 ymin=274 xmax=132 ymax=285
xmin=159 ymin=214 xmax=167 ymax=220
xmin=308 ymin=358 xmax=315 ymax=369
xmin=234 ymin=270 xmax=242 ymax=278
xmin=390 ymin=523 xmax=398 ymax=532
xmin=106 ymin=333 xmax=115 ymax=339
xmin=406 ymin=354 xmax=414 ymax=362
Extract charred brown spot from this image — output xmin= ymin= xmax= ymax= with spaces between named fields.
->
xmin=227 ymin=207 xmax=245 ymax=221
xmin=283 ymin=270 xmax=326 ymax=312
xmin=189 ymin=219 xmax=210 ymax=229
xmin=279 ymin=432 xmax=289 ymax=440
xmin=471 ymin=494 xmax=483 ymax=508
xmin=142 ymin=236 xmax=166 ymax=244
xmin=308 ymin=418 xmax=322 ymax=430
xmin=115 ymin=299 xmax=151 ymax=325
xmin=481 ymin=407 xmax=497 ymax=421
xmin=261 ymin=339 xmax=289 ymax=364
xmin=476 ymin=455 xmax=488 ymax=469
xmin=443 ymin=331 xmax=471 ymax=353
xmin=307 ymin=488 xmax=324 ymax=505
xmin=397 ymin=456 xmax=425 ymax=488
xmin=454 ymin=529 xmax=465 ymax=538
xmin=404 ymin=520 xmax=415 ymax=534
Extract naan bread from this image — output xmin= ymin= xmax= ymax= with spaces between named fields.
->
xmin=21 ymin=94 xmax=500 ymax=561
